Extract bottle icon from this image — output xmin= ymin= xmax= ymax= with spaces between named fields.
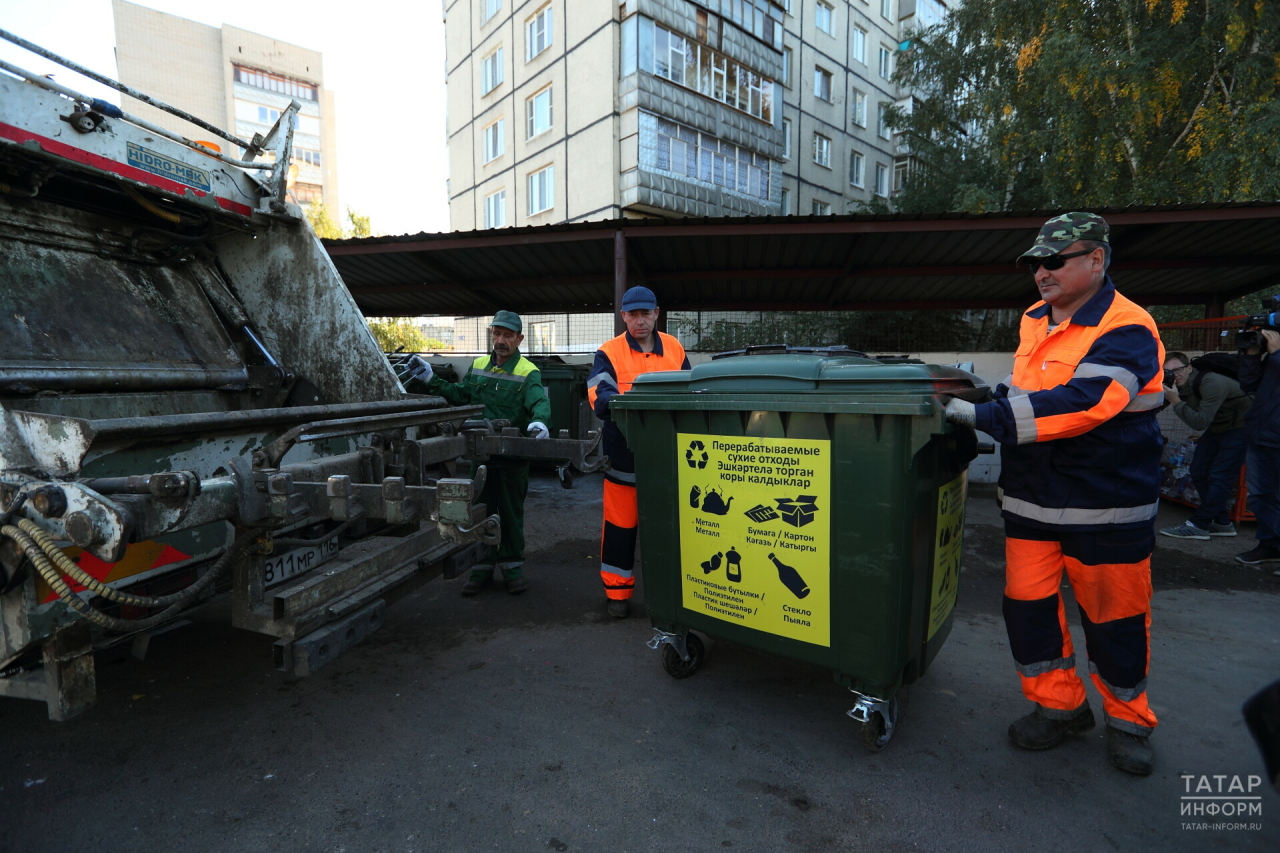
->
xmin=725 ymin=547 xmax=742 ymax=582
xmin=768 ymin=552 xmax=810 ymax=599
xmin=700 ymin=551 xmax=723 ymax=574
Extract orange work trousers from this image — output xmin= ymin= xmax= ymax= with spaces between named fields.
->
xmin=1003 ymin=522 xmax=1158 ymax=735
xmin=600 ymin=476 xmax=638 ymax=600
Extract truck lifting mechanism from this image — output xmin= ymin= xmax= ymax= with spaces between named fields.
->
xmin=0 ymin=31 xmax=606 ymax=719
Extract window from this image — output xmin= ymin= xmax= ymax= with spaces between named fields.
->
xmin=782 ymin=47 xmax=792 ymax=87
xmin=482 ymin=48 xmax=503 ymax=95
xmin=849 ymin=150 xmax=865 ymax=187
xmin=645 ymin=112 xmax=774 ymax=201
xmin=526 ymin=86 xmax=553 ymax=138
xmin=782 ymin=118 xmax=792 ymax=160
xmin=484 ymin=189 xmax=506 ymax=229
xmin=812 ymin=200 xmax=832 ymax=215
xmin=879 ymin=45 xmax=893 ymax=79
xmin=652 ymin=25 xmax=774 ymax=122
xmin=852 ymin=90 xmax=867 ymax=127
xmin=257 ymin=106 xmax=280 ymax=125
xmin=234 ymin=65 xmax=317 ymax=101
xmin=852 ymin=27 xmax=866 ymax=64
xmin=781 ymin=187 xmax=791 ymax=213
xmin=291 ymin=182 xmax=323 ymax=204
xmin=814 ymin=67 xmax=832 ymax=101
xmin=881 ymin=0 xmax=894 ymax=21
xmin=483 ymin=118 xmax=504 ymax=162
xmin=815 ymin=1 xmax=834 ymax=35
xmin=894 ymin=159 xmax=910 ymax=193
xmin=482 ymin=0 xmax=501 ymax=23
xmin=527 ymin=166 xmax=554 ymax=214
xmin=292 ymin=148 xmax=322 ymax=168
xmin=877 ymin=102 xmax=891 ymax=138
xmin=875 ymin=162 xmax=889 ymax=197
xmin=526 ymin=6 xmax=553 ymax=60
xmin=812 ymin=133 xmax=831 ymax=168
xmin=719 ymin=0 xmax=785 ymax=49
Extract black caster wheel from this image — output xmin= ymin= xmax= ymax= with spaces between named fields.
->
xmin=557 ymin=466 xmax=574 ymax=489
xmin=661 ymin=632 xmax=705 ymax=679
xmin=859 ymin=696 xmax=899 ymax=752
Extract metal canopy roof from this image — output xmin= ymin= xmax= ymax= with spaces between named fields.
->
xmin=323 ymin=203 xmax=1280 ymax=317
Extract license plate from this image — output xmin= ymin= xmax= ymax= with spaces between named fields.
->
xmin=263 ymin=536 xmax=339 ymax=588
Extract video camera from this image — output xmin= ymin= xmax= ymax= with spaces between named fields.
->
xmin=1235 ymin=295 xmax=1280 ymax=352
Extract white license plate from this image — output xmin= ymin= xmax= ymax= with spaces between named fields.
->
xmin=264 ymin=536 xmax=339 ymax=588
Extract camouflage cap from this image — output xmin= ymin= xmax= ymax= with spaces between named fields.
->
xmin=1016 ymin=212 xmax=1110 ymax=263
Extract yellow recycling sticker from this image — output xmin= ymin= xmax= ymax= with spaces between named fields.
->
xmin=677 ymin=433 xmax=831 ymax=647
xmin=928 ymin=471 xmax=967 ymax=640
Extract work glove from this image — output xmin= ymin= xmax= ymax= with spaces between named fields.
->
xmin=944 ymin=397 xmax=976 ymax=428
xmin=528 ymin=421 xmax=550 ymax=440
xmin=405 ymin=355 xmax=433 ymax=383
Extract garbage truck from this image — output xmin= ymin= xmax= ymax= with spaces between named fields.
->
xmin=0 ymin=32 xmax=603 ymax=719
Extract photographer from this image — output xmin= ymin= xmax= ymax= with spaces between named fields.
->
xmin=1237 ymin=328 xmax=1280 ymax=567
xmin=1158 ymin=351 xmax=1251 ymax=540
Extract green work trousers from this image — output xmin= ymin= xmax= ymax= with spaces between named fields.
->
xmin=471 ymin=458 xmax=529 ymax=580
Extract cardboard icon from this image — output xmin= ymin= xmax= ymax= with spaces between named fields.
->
xmin=774 ymin=495 xmax=819 ymax=528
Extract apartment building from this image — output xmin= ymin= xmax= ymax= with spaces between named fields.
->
xmin=112 ymin=0 xmax=339 ymax=212
xmin=445 ymin=0 xmax=948 ymax=230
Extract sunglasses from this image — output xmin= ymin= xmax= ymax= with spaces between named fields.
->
xmin=1025 ymin=248 xmax=1095 ymax=273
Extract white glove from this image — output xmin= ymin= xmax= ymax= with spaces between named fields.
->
xmin=406 ymin=355 xmax=433 ymax=383
xmin=528 ymin=421 xmax=550 ymax=439
xmin=944 ymin=398 xmax=976 ymax=428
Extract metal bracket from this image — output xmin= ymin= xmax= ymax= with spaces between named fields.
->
xmin=846 ymin=689 xmax=895 ymax=738
xmin=646 ymin=628 xmax=689 ymax=662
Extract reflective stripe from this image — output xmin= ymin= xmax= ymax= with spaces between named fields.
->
xmin=1104 ymin=714 xmax=1154 ymax=736
xmin=601 ymin=563 xmax=633 ymax=580
xmin=1073 ymin=362 xmax=1140 ymax=397
xmin=1002 ymin=373 xmax=1014 ymax=387
xmin=1009 ymin=394 xmax=1038 ymax=443
xmin=606 ymin=469 xmax=636 ymax=485
xmin=1002 ymin=496 xmax=1160 ymax=526
xmin=1089 ymin=663 xmax=1148 ymax=702
xmin=470 ymin=366 xmax=525 ymax=382
xmin=1015 ymin=655 xmax=1076 ymax=679
xmin=588 ymin=372 xmax=617 ymax=389
xmin=1123 ymin=391 xmax=1164 ymax=412
xmin=1007 ymin=384 xmax=1033 ymax=397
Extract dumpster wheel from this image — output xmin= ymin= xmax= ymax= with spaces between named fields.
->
xmin=556 ymin=465 xmax=574 ymax=489
xmin=661 ymin=632 xmax=705 ymax=679
xmin=857 ymin=696 xmax=899 ymax=752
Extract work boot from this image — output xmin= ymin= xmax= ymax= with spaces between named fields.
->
xmin=460 ymin=566 xmax=493 ymax=597
xmin=505 ymin=576 xmax=529 ymax=595
xmin=1107 ymin=727 xmax=1154 ymax=776
xmin=607 ymin=599 xmax=630 ymax=619
xmin=1008 ymin=703 xmax=1095 ymax=750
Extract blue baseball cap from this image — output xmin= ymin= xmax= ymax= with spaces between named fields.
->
xmin=620 ymin=286 xmax=658 ymax=312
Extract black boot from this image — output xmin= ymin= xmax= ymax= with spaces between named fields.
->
xmin=1008 ymin=703 xmax=1095 ymax=750
xmin=1107 ymin=727 xmax=1154 ymax=776
xmin=607 ymin=599 xmax=630 ymax=619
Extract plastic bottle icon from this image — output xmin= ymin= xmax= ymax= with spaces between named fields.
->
xmin=700 ymin=551 xmax=723 ymax=574
xmin=725 ymin=547 xmax=742 ymax=583
xmin=768 ymin=552 xmax=810 ymax=599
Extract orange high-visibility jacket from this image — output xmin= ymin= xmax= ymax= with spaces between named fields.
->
xmin=974 ymin=279 xmax=1165 ymax=531
xmin=587 ymin=332 xmax=690 ymax=478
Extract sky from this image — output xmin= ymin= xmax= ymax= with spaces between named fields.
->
xmin=0 ymin=0 xmax=450 ymax=236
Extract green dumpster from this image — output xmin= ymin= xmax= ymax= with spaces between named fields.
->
xmin=610 ymin=346 xmax=987 ymax=751
xmin=528 ymin=356 xmax=597 ymax=488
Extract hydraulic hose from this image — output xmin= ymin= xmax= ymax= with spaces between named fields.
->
xmin=123 ymin=184 xmax=182 ymax=224
xmin=1 ymin=522 xmax=253 ymax=633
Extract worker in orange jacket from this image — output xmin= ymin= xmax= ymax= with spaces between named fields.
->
xmin=587 ymin=286 xmax=690 ymax=618
xmin=945 ymin=212 xmax=1164 ymax=776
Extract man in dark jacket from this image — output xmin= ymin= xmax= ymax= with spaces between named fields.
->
xmin=1237 ymin=329 xmax=1280 ymax=568
xmin=1159 ymin=351 xmax=1251 ymax=540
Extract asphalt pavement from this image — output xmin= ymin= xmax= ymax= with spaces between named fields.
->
xmin=1 ymin=473 xmax=1277 ymax=852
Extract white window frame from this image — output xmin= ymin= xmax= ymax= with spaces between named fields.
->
xmin=849 ymin=150 xmax=865 ymax=187
xmin=526 ymin=85 xmax=553 ymax=139
xmin=482 ymin=0 xmax=501 ymax=24
xmin=484 ymin=189 xmax=506 ymax=229
xmin=814 ymin=66 xmax=832 ymax=102
xmin=852 ymin=90 xmax=867 ymax=127
xmin=481 ymin=48 xmax=503 ymax=95
xmin=879 ymin=45 xmax=893 ymax=79
xmin=782 ymin=117 xmax=792 ymax=160
xmin=812 ymin=133 xmax=831 ymax=168
xmin=815 ymin=1 xmax=834 ymax=35
xmin=812 ymin=200 xmax=832 ymax=215
xmin=781 ymin=186 xmax=791 ymax=214
xmin=526 ymin=6 xmax=553 ymax=61
xmin=527 ymin=165 xmax=554 ymax=215
xmin=875 ymin=162 xmax=889 ymax=197
xmin=852 ymin=27 xmax=867 ymax=64
xmin=881 ymin=0 xmax=894 ymax=22
xmin=482 ymin=118 xmax=505 ymax=163
xmin=877 ymin=102 xmax=891 ymax=139
xmin=782 ymin=47 xmax=792 ymax=87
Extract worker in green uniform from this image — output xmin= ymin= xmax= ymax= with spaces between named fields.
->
xmin=406 ymin=311 xmax=551 ymax=595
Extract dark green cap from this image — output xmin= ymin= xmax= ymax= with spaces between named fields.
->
xmin=1017 ymin=212 xmax=1110 ymax=263
xmin=489 ymin=310 xmax=522 ymax=333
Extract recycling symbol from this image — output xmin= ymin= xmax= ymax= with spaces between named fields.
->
xmin=685 ymin=439 xmax=708 ymax=469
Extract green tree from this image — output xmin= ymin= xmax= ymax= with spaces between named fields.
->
xmin=303 ymin=202 xmax=375 ymax=239
xmin=367 ymin=318 xmax=429 ymax=353
xmin=891 ymin=0 xmax=1280 ymax=214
